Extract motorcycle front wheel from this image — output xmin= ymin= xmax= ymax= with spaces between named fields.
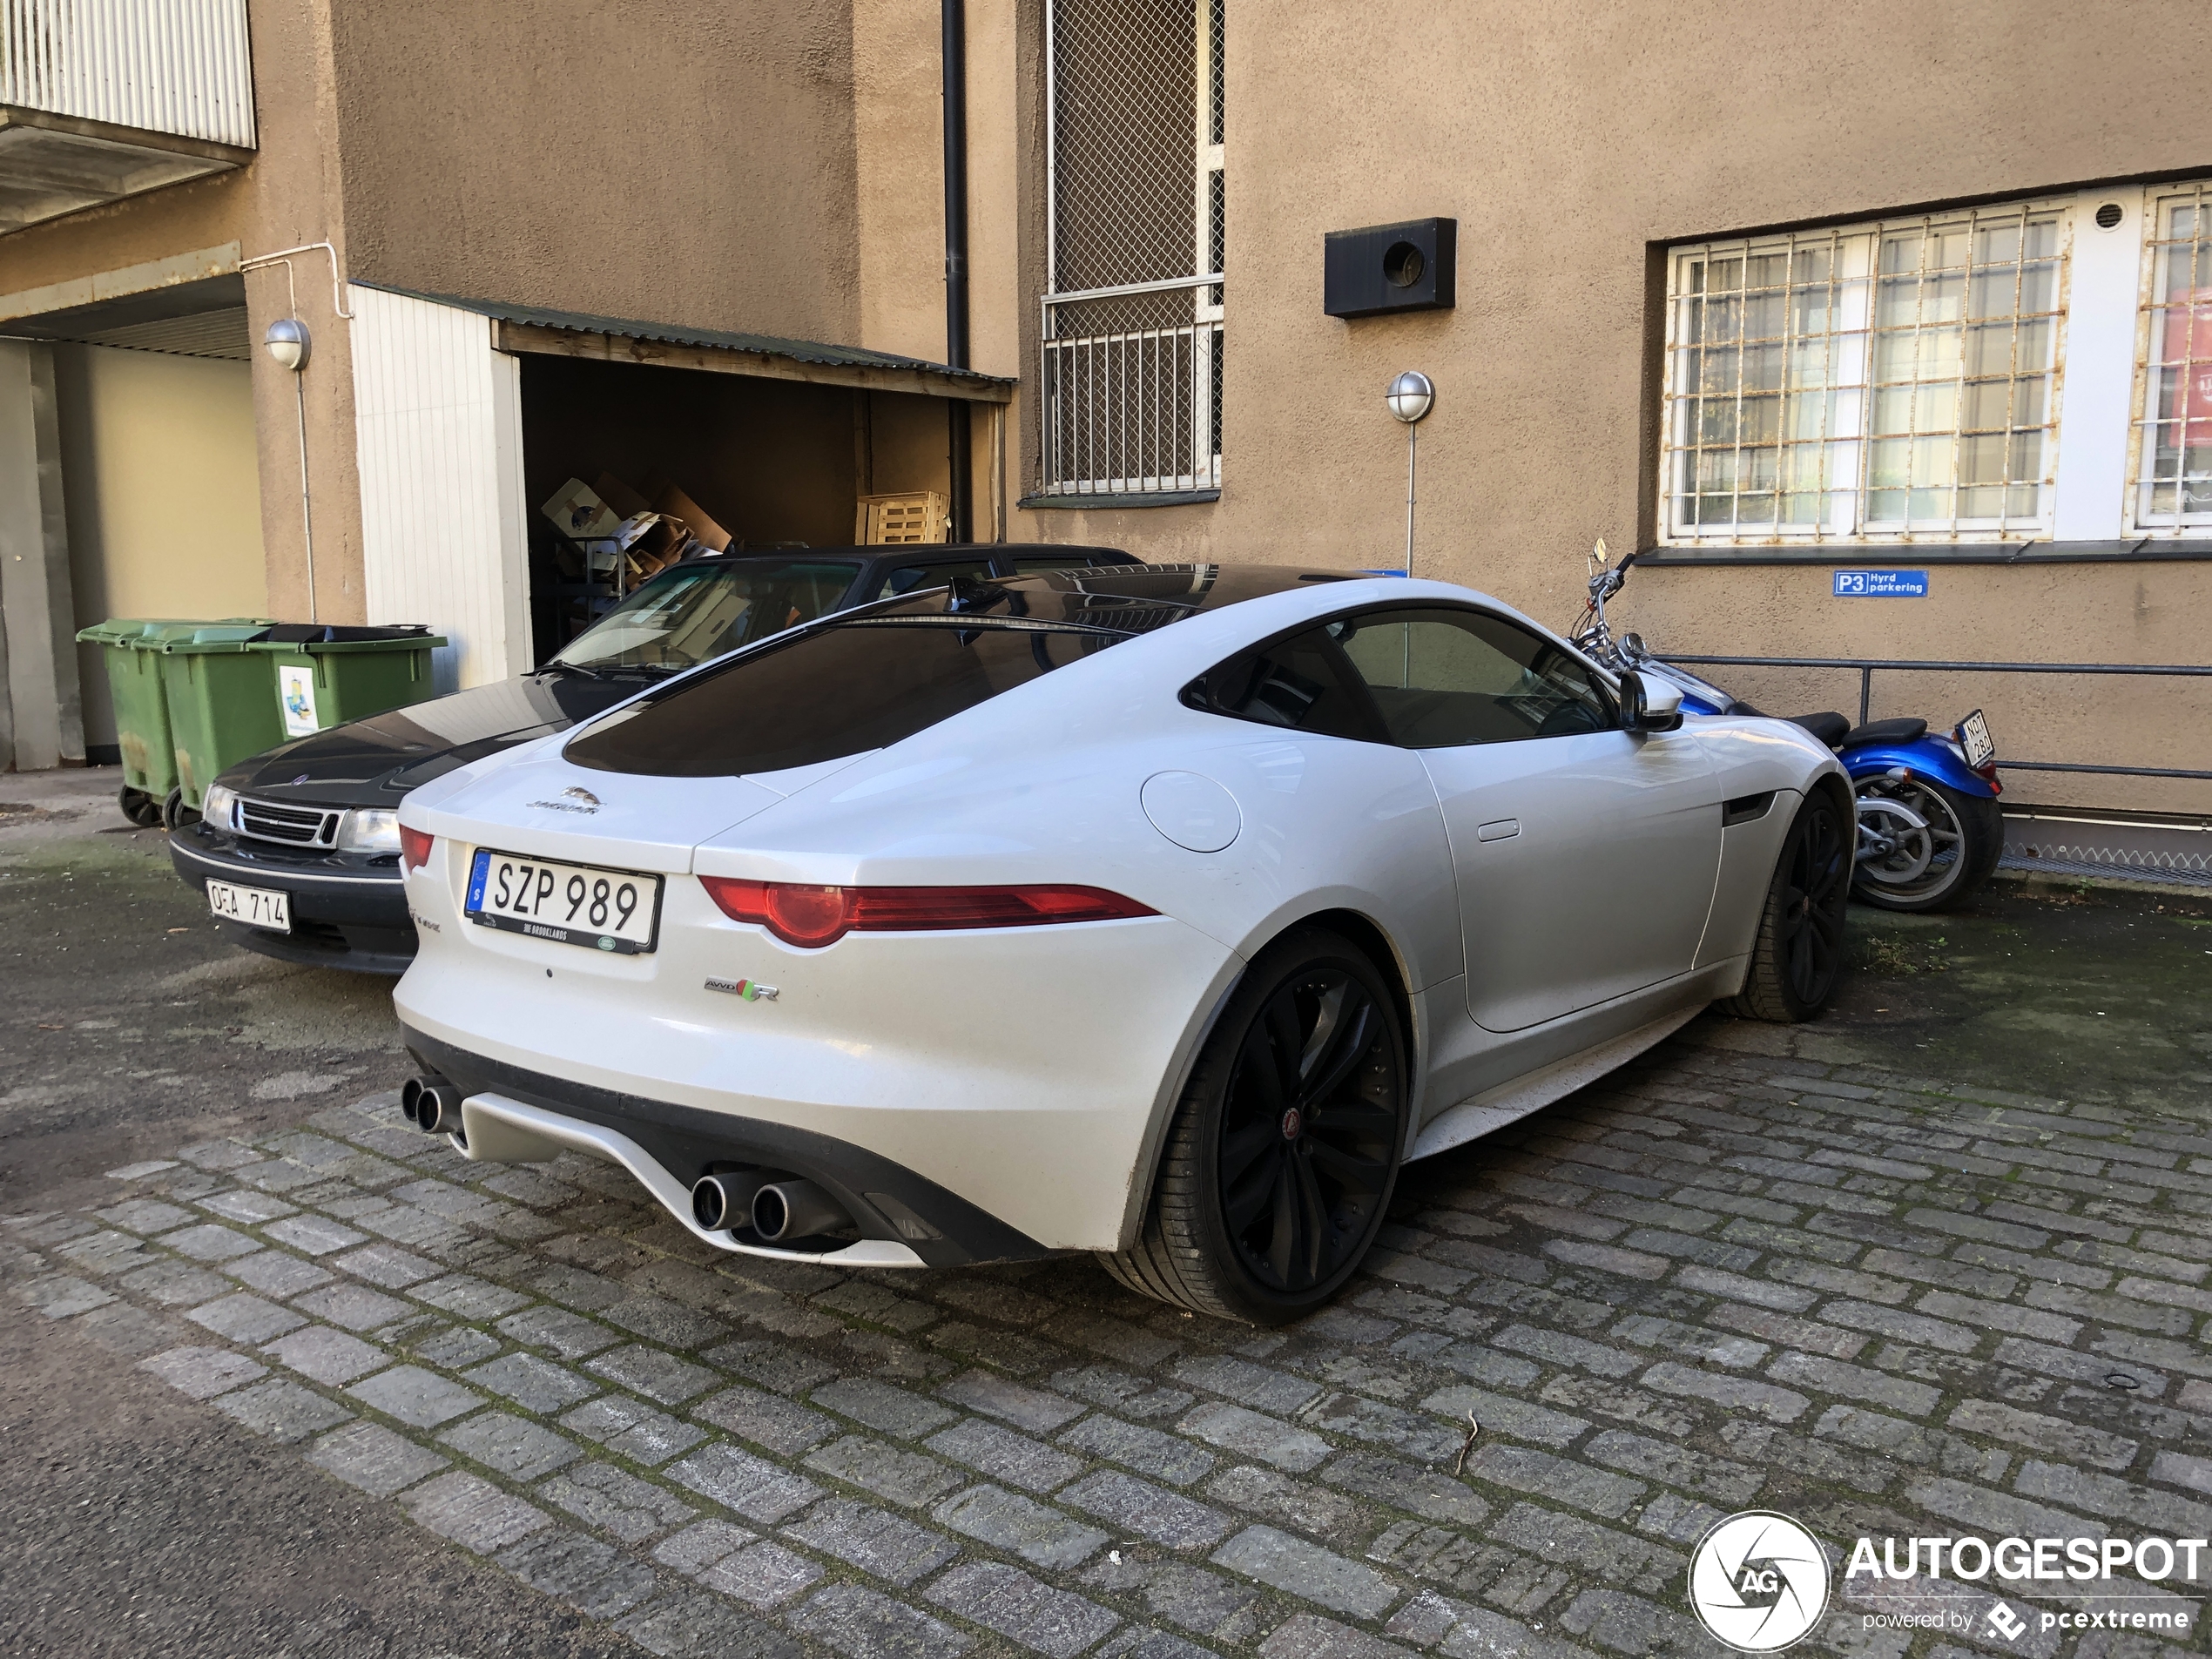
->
xmin=1851 ymin=776 xmax=2003 ymax=913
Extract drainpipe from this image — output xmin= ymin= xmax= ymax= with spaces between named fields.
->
xmin=942 ymin=0 xmax=974 ymax=543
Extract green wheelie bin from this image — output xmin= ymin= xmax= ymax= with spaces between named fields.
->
xmin=158 ymin=624 xmax=444 ymax=823
xmin=76 ymin=618 xmax=273 ymax=826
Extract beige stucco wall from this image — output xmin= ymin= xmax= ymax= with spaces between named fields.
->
xmin=52 ymin=345 xmax=267 ymax=746
xmin=325 ymin=0 xmax=862 ymax=347
xmin=1003 ymin=0 xmax=2212 ymax=813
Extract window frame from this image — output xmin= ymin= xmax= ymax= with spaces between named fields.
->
xmin=1658 ymin=198 xmax=2080 ymax=550
xmin=2125 ymin=179 xmax=2212 ymax=536
xmin=1182 ymin=604 xmax=1622 ymax=749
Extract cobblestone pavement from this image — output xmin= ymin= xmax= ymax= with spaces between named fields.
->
xmin=10 ymin=1026 xmax=2212 ymax=1659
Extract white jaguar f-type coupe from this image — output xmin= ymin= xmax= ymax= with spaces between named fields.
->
xmin=392 ymin=564 xmax=1850 ymax=1324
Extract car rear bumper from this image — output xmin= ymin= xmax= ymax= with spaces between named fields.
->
xmin=402 ymin=1025 xmax=1049 ymax=1268
xmin=170 ymin=826 xmax=416 ymax=974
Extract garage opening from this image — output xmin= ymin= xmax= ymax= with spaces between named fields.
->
xmin=516 ymin=353 xmax=975 ymax=664
xmin=3 ymin=273 xmax=266 ymax=766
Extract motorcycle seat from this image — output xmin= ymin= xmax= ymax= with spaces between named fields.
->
xmin=1786 ymin=711 xmax=1851 ymax=747
xmin=1842 ymin=716 xmax=1928 ymax=749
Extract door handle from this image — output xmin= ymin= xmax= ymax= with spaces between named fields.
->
xmin=1476 ymin=818 xmax=1520 ymax=842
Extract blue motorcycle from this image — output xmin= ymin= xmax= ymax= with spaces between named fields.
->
xmin=1574 ymin=544 xmax=2006 ymax=913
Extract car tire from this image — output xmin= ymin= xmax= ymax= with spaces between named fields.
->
xmin=1851 ymin=778 xmax=2003 ymax=914
xmin=1722 ymin=790 xmax=1851 ymax=1023
xmin=1101 ymin=927 xmax=1407 ymax=1325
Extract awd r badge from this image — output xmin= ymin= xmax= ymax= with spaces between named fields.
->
xmin=705 ymin=977 xmax=779 ymax=1001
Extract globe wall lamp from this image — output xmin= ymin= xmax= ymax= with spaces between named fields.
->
xmin=263 ymin=316 xmax=311 ymax=370
xmin=263 ymin=317 xmax=317 ymax=617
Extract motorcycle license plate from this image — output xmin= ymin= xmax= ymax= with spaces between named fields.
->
xmin=466 ymin=848 xmax=662 ymax=954
xmin=1958 ymin=709 xmax=1995 ymax=770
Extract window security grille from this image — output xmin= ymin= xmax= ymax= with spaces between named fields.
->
xmin=2134 ymin=184 xmax=2212 ymax=528
xmin=1040 ymin=0 xmax=1224 ymax=499
xmin=1662 ymin=205 xmax=2066 ymax=543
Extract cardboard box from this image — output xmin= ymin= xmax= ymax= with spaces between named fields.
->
xmin=541 ymin=478 xmax=623 ymax=541
xmin=651 ymin=482 xmax=732 ymax=552
xmin=593 ymin=471 xmax=652 ymax=520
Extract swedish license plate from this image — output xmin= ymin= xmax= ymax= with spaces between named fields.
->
xmin=466 ymin=848 xmax=661 ymax=954
xmin=1958 ymin=709 xmax=1995 ymax=770
xmin=207 ymin=880 xmax=291 ymax=933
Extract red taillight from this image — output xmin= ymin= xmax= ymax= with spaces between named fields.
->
xmin=698 ymin=877 xmax=1157 ymax=949
xmin=400 ymin=826 xmax=435 ymax=871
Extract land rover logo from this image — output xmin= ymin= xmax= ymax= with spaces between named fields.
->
xmin=1689 ymin=1512 xmax=1830 ymax=1652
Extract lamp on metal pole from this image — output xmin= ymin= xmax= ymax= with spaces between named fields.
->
xmin=264 ymin=318 xmax=317 ymax=622
xmin=1385 ymin=371 xmax=1433 ymax=577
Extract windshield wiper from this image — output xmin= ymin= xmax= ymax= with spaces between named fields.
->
xmin=534 ymin=660 xmax=605 ymax=680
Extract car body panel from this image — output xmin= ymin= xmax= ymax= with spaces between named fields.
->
xmin=1427 ymin=724 xmax=1720 ymax=1032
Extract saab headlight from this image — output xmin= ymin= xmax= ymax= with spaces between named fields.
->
xmin=200 ymin=784 xmax=239 ymax=831
xmin=337 ymin=807 xmax=402 ymax=855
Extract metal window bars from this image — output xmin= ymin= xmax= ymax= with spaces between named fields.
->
xmin=2133 ymin=182 xmax=2212 ymax=529
xmin=1040 ymin=0 xmax=1222 ymax=500
xmin=1662 ymin=203 xmax=2066 ymax=544
xmin=1041 ymin=274 xmax=1224 ymax=497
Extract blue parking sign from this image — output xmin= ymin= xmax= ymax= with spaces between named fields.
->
xmin=1833 ymin=570 xmax=1928 ymax=597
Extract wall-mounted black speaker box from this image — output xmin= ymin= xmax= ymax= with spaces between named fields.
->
xmin=1324 ymin=217 xmax=1457 ymax=319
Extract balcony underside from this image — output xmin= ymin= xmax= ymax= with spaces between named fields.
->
xmin=0 ymin=105 xmax=251 ymax=233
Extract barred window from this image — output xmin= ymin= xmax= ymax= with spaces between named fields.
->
xmin=1662 ymin=204 xmax=2064 ymax=543
xmin=2134 ymin=183 xmax=2212 ymax=527
xmin=1038 ymin=0 xmax=1224 ymax=500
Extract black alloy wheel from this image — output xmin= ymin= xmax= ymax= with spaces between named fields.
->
xmin=1219 ymin=968 xmax=1399 ymax=1295
xmin=1102 ymin=927 xmax=1407 ymax=1324
xmin=1724 ymin=792 xmax=1851 ymax=1023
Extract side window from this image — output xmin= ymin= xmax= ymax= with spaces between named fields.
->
xmin=1331 ymin=608 xmax=1615 ymax=748
xmin=878 ymin=560 xmax=995 ymax=601
xmin=1183 ymin=629 xmax=1385 ymax=742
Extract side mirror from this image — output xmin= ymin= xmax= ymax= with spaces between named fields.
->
xmin=1620 ymin=671 xmax=1684 ymax=733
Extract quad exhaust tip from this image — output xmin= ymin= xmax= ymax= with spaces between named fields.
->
xmin=691 ymin=1172 xmax=852 ymax=1241
xmin=752 ymin=1178 xmax=847 ymax=1242
xmin=691 ymin=1171 xmax=765 ymax=1232
xmin=401 ymin=1075 xmax=463 ymax=1136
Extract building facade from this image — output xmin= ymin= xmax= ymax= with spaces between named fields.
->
xmin=4 ymin=0 xmax=2205 ymax=819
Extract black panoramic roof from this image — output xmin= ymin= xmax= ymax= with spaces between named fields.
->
xmin=862 ymin=563 xmax=1352 ymax=635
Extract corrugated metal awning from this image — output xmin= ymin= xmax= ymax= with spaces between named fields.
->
xmin=354 ymin=282 xmax=1015 ymax=405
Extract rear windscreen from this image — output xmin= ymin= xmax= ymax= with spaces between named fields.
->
xmin=563 ymin=622 xmax=1117 ymax=777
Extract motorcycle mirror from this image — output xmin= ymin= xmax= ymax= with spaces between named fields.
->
xmin=1620 ymin=671 xmax=1684 ymax=733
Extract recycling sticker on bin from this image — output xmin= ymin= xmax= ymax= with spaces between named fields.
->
xmin=278 ymin=665 xmax=320 ymax=737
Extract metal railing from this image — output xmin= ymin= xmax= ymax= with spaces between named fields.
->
xmin=1038 ymin=273 xmax=1222 ymax=501
xmin=1661 ymin=653 xmax=2212 ymax=782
